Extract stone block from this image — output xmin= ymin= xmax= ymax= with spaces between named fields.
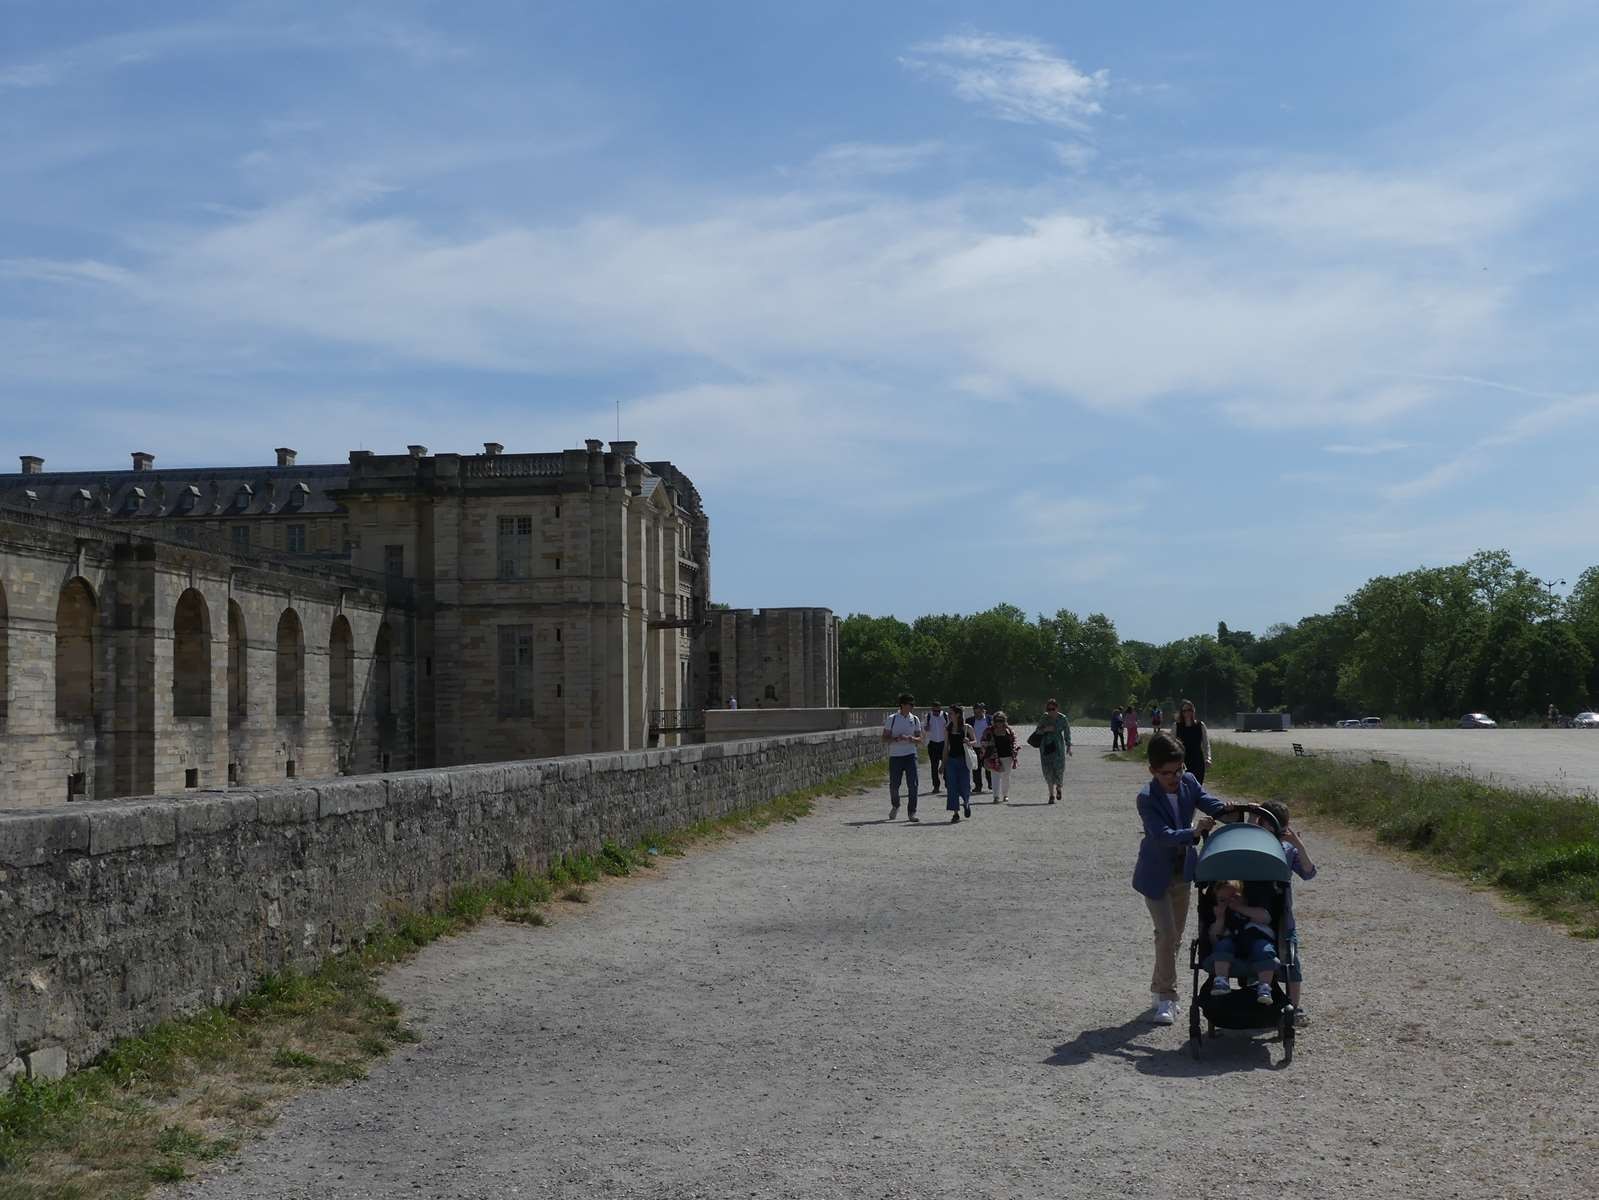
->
xmin=317 ymin=779 xmax=388 ymax=819
xmin=176 ymin=794 xmax=258 ymax=838
xmin=2 ymin=1057 xmax=23 ymax=1084
xmin=88 ymin=804 xmax=178 ymax=856
xmin=0 ymin=811 xmax=90 ymax=867
xmin=386 ymin=772 xmax=446 ymax=810
xmin=24 ymin=1045 xmax=67 ymax=1081
xmin=257 ymin=788 xmax=320 ymax=825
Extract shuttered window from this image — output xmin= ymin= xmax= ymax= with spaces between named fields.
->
xmin=497 ymin=515 xmax=533 ymax=579
xmin=497 ymin=625 xmax=534 ymax=717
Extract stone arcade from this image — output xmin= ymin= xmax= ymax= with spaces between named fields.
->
xmin=0 ymin=441 xmax=840 ymax=808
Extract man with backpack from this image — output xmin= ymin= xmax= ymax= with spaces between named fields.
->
xmin=881 ymin=693 xmax=924 ymax=822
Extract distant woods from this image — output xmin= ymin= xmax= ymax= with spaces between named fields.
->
xmin=838 ymin=551 xmax=1599 ymax=723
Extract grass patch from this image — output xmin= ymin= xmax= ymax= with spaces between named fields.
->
xmin=0 ymin=756 xmax=885 ymax=1198
xmin=1207 ymin=741 xmax=1599 ymax=936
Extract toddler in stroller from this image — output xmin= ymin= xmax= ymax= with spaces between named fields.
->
xmin=1205 ymin=880 xmax=1279 ymax=1005
xmin=1188 ymin=804 xmax=1300 ymax=1059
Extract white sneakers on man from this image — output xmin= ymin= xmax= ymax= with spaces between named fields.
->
xmin=1148 ymin=995 xmax=1178 ymax=1025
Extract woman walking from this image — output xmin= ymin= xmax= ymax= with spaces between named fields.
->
xmin=1124 ymin=705 xmax=1140 ymax=750
xmin=1033 ymin=699 xmax=1073 ymax=804
xmin=944 ymin=704 xmax=974 ymax=823
xmin=1110 ymin=707 xmax=1125 ymax=751
xmin=1173 ymin=699 xmax=1212 ymax=784
xmin=980 ymin=711 xmax=1019 ymax=804
xmin=1133 ymin=732 xmax=1234 ymax=1025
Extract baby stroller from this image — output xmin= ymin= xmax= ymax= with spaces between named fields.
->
xmin=1188 ymin=804 xmax=1300 ymax=1061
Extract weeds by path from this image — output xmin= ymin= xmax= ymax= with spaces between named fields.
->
xmin=1206 ymin=742 xmax=1599 ymax=938
xmin=0 ymin=760 xmax=886 ymax=1199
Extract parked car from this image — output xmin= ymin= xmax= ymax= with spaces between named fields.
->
xmin=1573 ymin=711 xmax=1599 ymax=729
xmin=1459 ymin=712 xmax=1497 ymax=728
xmin=1360 ymin=716 xmax=1384 ymax=728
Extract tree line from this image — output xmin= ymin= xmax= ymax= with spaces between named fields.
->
xmin=839 ymin=551 xmax=1599 ymax=723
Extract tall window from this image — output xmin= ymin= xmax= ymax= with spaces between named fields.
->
xmin=276 ymin=609 xmax=305 ymax=717
xmin=497 ymin=625 xmax=534 ymax=717
xmin=329 ymin=616 xmax=354 ymax=717
xmin=286 ymin=525 xmax=307 ymax=553
xmin=374 ymin=623 xmax=394 ymax=719
xmin=172 ymin=589 xmax=212 ymax=718
xmin=228 ymin=601 xmax=248 ymax=723
xmin=497 ymin=515 xmax=533 ymax=578
xmin=231 ymin=525 xmax=250 ymax=551
xmin=55 ymin=578 xmax=96 ymax=719
xmin=384 ymin=544 xmax=404 ymax=578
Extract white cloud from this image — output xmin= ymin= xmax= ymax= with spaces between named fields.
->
xmin=1323 ymin=440 xmax=1413 ymax=455
xmin=1216 ymin=168 xmax=1525 ymax=249
xmin=1051 ymin=141 xmax=1099 ymax=171
xmin=902 ymin=33 xmax=1109 ymax=130
xmin=804 ymin=141 xmax=943 ymax=178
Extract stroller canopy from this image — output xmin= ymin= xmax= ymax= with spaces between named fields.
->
xmin=1195 ymin=822 xmax=1291 ymax=883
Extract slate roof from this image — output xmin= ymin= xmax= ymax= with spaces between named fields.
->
xmin=0 ymin=463 xmax=349 ymax=520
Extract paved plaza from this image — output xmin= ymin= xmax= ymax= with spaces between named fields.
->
xmin=1211 ymin=726 xmax=1599 ymax=798
xmin=180 ymin=736 xmax=1599 ymax=1199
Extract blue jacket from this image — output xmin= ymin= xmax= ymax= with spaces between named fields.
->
xmin=1131 ymin=772 xmax=1232 ymax=899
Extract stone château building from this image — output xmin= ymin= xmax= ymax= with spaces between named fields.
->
xmin=0 ymin=440 xmax=839 ymax=809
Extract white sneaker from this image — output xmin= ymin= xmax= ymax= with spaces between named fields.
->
xmin=1150 ymin=1000 xmax=1175 ymax=1026
xmin=1211 ymin=977 xmax=1232 ymax=996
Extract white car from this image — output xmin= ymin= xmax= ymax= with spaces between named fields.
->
xmin=1574 ymin=711 xmax=1599 ymax=729
xmin=1459 ymin=712 xmax=1497 ymax=729
xmin=1360 ymin=716 xmax=1384 ymax=728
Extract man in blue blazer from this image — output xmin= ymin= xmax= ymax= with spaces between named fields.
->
xmin=1134 ymin=731 xmax=1235 ymax=1025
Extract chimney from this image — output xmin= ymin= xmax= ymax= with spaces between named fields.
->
xmin=483 ymin=442 xmax=504 ymax=456
xmin=131 ymin=451 xmax=154 ymax=472
xmin=610 ymin=440 xmax=638 ymax=460
xmin=275 ymin=447 xmax=297 ymax=468
xmin=584 ymin=438 xmax=604 ymax=453
xmin=19 ymin=455 xmax=43 ymax=475
xmin=407 ymin=444 xmax=428 ymax=459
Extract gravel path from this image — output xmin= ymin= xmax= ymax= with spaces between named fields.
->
xmin=1211 ymin=727 xmax=1599 ymax=799
xmin=180 ymin=730 xmax=1599 ymax=1199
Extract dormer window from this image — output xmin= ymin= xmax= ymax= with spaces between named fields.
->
xmin=283 ymin=481 xmax=310 ymax=511
xmin=175 ymin=484 xmax=201 ymax=513
xmin=122 ymin=487 xmax=146 ymax=515
xmin=233 ymin=483 xmax=254 ymax=511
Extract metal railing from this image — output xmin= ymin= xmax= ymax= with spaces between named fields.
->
xmin=648 ymin=707 xmax=706 ymax=733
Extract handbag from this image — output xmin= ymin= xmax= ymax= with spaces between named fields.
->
xmin=964 ymin=744 xmax=979 ymax=772
xmin=1026 ymin=728 xmax=1045 ymax=749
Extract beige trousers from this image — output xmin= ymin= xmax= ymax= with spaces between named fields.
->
xmin=1144 ymin=876 xmax=1191 ymax=1001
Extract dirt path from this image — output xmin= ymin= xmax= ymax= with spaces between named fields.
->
xmin=180 ymin=731 xmax=1599 ymax=1199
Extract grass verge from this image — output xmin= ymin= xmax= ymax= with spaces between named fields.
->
xmin=0 ymin=759 xmax=886 ymax=1199
xmin=1207 ymin=741 xmax=1599 ymax=938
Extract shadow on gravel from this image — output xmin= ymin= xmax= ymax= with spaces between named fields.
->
xmin=1045 ymin=1019 xmax=1283 ymax=1076
xmin=843 ymin=818 xmax=896 ymax=827
xmin=1004 ymin=802 xmax=1055 ymax=808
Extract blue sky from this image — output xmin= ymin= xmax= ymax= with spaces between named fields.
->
xmin=3 ymin=1 xmax=1597 ymax=642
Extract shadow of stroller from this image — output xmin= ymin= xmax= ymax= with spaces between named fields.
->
xmin=1045 ymin=1017 xmax=1283 ymax=1077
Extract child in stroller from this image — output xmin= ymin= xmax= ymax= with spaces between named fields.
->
xmin=1205 ymin=879 xmax=1280 ymax=1005
xmin=1188 ymin=804 xmax=1300 ymax=1058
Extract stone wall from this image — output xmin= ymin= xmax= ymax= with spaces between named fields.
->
xmin=0 ymin=727 xmax=881 ymax=1079
xmin=705 ymin=707 xmax=889 ymax=741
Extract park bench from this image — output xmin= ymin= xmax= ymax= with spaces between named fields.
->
xmin=1292 ymin=742 xmax=1315 ymax=758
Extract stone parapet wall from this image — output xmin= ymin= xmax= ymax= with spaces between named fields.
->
xmin=0 ymin=728 xmax=881 ymax=1078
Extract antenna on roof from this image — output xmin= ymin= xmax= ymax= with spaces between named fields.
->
xmin=616 ymin=398 xmax=621 ymax=440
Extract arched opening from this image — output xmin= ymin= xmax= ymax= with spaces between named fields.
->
xmin=275 ymin=608 xmax=305 ymax=718
xmin=0 ymin=580 xmax=9 ymax=726
xmin=373 ymin=622 xmax=394 ymax=720
xmin=55 ymin=578 xmax=97 ymax=720
xmin=228 ymin=601 xmax=248 ymax=723
xmin=329 ymin=615 xmax=354 ymax=717
xmin=173 ymin=588 xmax=212 ymax=718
